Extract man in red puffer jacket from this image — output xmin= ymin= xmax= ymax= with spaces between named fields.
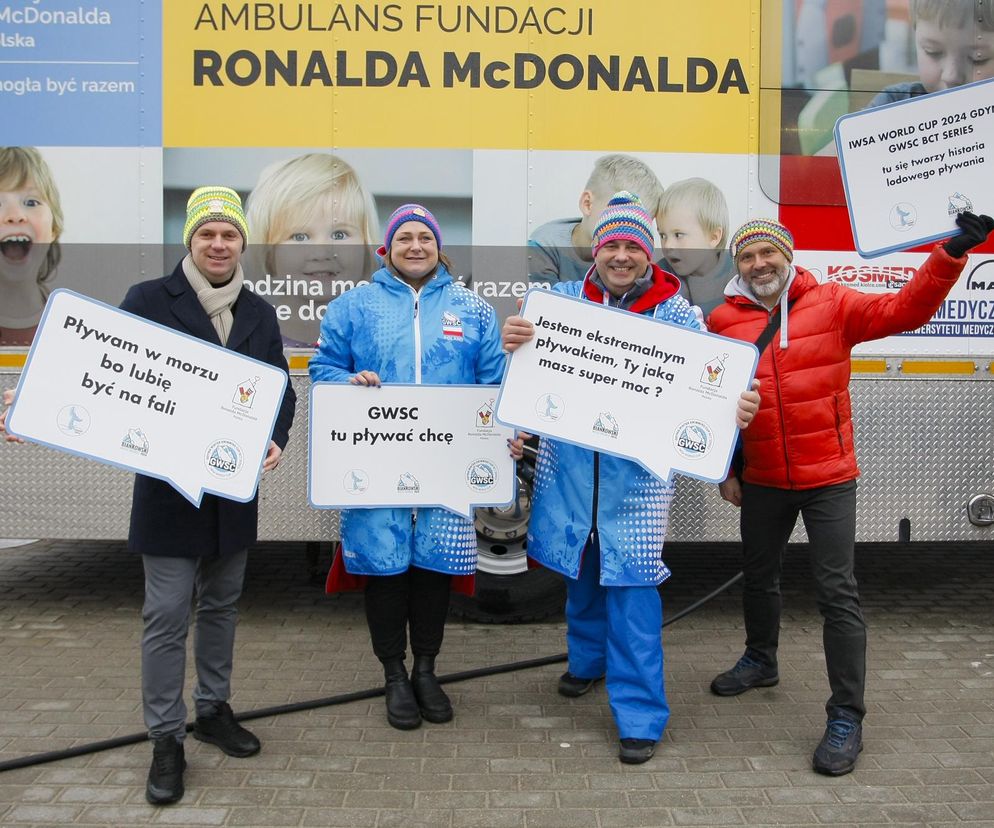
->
xmin=706 ymin=212 xmax=994 ymax=777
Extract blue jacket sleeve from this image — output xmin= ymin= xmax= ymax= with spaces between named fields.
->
xmin=308 ymin=295 xmax=357 ymax=384
xmin=474 ymin=304 xmax=507 ymax=385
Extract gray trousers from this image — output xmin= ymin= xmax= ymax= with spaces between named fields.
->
xmin=141 ymin=550 xmax=248 ymax=740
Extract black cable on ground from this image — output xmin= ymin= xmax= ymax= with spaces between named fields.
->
xmin=0 ymin=570 xmax=744 ymax=774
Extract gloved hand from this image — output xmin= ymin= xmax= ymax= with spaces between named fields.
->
xmin=944 ymin=211 xmax=994 ymax=258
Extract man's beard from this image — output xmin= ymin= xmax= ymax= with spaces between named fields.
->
xmin=750 ymin=266 xmax=789 ymax=298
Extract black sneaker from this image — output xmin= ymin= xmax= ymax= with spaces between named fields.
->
xmin=146 ymin=736 xmax=185 ymax=805
xmin=710 ymin=654 xmax=779 ymax=696
xmin=557 ymin=672 xmax=603 ymax=698
xmin=812 ymin=717 xmax=863 ymax=776
xmin=192 ymin=702 xmax=261 ymax=757
xmin=618 ymin=738 xmax=656 ymax=765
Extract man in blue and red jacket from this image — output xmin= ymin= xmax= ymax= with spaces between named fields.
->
xmin=504 ymin=192 xmax=760 ymax=765
xmin=707 ymin=212 xmax=994 ymax=776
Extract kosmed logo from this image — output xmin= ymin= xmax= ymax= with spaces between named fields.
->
xmin=121 ymin=427 xmax=149 ymax=456
xmin=673 ymin=420 xmax=713 ymax=458
xmin=592 ymin=412 xmax=619 ymax=438
xmin=205 ymin=439 xmax=242 ymax=478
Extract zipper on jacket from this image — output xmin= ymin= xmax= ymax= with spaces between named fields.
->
xmin=403 ymin=282 xmax=422 ymax=522
xmin=833 ymin=393 xmax=844 ymax=452
xmin=768 ymin=310 xmax=792 ymax=488
xmin=589 ymin=451 xmax=600 ymax=544
xmin=401 ymin=284 xmax=422 ymax=385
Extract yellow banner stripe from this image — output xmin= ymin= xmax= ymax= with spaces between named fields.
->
xmin=899 ymin=360 xmax=977 ymax=375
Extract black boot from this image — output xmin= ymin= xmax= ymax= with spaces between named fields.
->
xmin=383 ymin=658 xmax=421 ymax=730
xmin=410 ymin=654 xmax=453 ymax=723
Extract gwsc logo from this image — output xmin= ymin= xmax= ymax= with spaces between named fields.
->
xmin=466 ymin=459 xmax=498 ymax=490
xmin=673 ymin=420 xmax=713 ymax=459
xmin=205 ymin=439 xmax=242 ymax=479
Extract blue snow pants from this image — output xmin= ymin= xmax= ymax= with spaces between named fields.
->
xmin=565 ymin=536 xmax=669 ymax=740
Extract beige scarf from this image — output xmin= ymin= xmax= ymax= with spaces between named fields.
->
xmin=181 ymin=254 xmax=244 ymax=345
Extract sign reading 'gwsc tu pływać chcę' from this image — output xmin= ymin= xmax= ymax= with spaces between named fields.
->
xmin=309 ymin=384 xmax=516 ymax=519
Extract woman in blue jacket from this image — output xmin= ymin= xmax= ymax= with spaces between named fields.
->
xmin=309 ymin=204 xmax=507 ymax=730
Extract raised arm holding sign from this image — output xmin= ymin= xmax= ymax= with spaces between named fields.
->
xmin=704 ymin=213 xmax=991 ymax=777
xmin=836 ymin=76 xmax=994 ymax=257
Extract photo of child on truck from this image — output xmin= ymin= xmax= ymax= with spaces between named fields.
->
xmin=0 ymin=147 xmax=63 ymax=347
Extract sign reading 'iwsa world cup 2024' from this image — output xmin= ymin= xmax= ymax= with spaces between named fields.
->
xmin=495 ymin=289 xmax=758 ymax=484
xmin=6 ymin=290 xmax=287 ymax=505
xmin=308 ymin=384 xmax=516 ymax=519
xmin=836 ymin=77 xmax=994 ymax=258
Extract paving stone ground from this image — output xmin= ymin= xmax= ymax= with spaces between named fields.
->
xmin=0 ymin=540 xmax=992 ymax=827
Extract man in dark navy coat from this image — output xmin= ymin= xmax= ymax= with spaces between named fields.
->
xmin=121 ymin=187 xmax=295 ymax=805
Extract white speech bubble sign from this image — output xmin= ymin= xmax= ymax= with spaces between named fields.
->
xmin=6 ymin=289 xmax=287 ymax=506
xmin=836 ymin=77 xmax=994 ymax=258
xmin=495 ymin=288 xmax=758 ymax=483
xmin=308 ymin=384 xmax=516 ymax=519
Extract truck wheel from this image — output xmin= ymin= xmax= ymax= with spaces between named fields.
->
xmin=450 ymin=445 xmax=565 ymax=623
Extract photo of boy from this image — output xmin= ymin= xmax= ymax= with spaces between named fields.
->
xmin=0 ymin=147 xmax=63 ymax=346
xmin=527 ymin=154 xmax=664 ymax=285
xmin=245 ymin=153 xmax=379 ymax=347
xmin=657 ymin=177 xmax=734 ymax=318
xmin=867 ymin=0 xmax=994 ymax=107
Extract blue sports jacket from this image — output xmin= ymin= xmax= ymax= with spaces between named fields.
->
xmin=309 ymin=264 xmax=505 ymax=575
xmin=527 ymin=265 xmax=701 ymax=586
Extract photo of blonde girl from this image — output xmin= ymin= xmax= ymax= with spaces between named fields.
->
xmin=0 ymin=147 xmax=63 ymax=346
xmin=245 ymin=153 xmax=379 ymax=347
